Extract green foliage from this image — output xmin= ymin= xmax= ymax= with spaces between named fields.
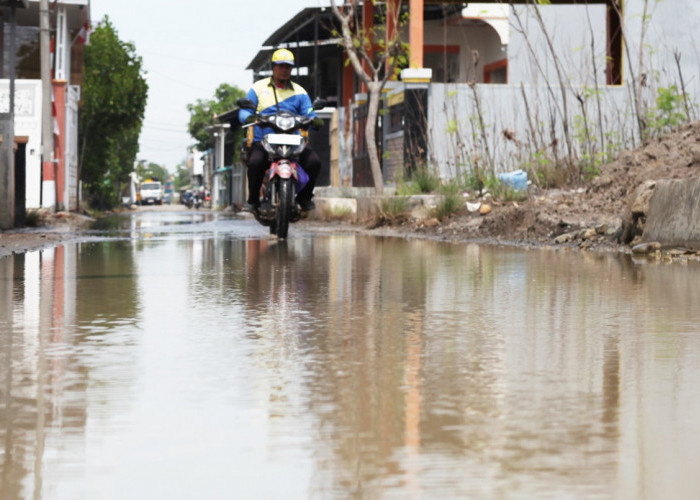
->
xmin=79 ymin=17 xmax=148 ymax=210
xmin=136 ymin=161 xmax=169 ymax=184
xmin=646 ymin=85 xmax=687 ymax=135
xmin=380 ymin=196 xmax=410 ymax=219
xmin=459 ymin=168 xmax=486 ymax=193
xmin=187 ymin=83 xmax=245 ymax=153
xmin=173 ymin=163 xmax=191 ymax=190
xmin=396 ymin=180 xmax=422 ymax=196
xmin=494 ymin=184 xmax=528 ymax=202
xmin=413 ymin=166 xmax=441 ymax=193
xmin=530 ymin=154 xmax=570 ymax=188
xmin=396 ymin=165 xmax=441 ymax=195
xmin=432 ymin=191 xmax=463 ymax=221
xmin=446 ymin=119 xmax=458 ymax=135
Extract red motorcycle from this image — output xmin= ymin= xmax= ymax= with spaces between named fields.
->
xmin=238 ymin=98 xmax=325 ymax=238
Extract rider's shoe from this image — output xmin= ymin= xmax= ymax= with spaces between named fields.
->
xmin=242 ymin=201 xmax=259 ymax=213
xmin=297 ymin=198 xmax=316 ymax=212
xmin=258 ymin=200 xmax=274 ymax=217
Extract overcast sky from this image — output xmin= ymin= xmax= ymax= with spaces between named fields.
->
xmin=90 ymin=0 xmax=330 ymax=170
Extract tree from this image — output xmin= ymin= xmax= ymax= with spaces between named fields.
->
xmin=173 ymin=163 xmax=191 ymax=190
xmin=79 ymin=17 xmax=148 ymax=210
xmin=187 ymin=83 xmax=245 ymax=153
xmin=136 ymin=161 xmax=169 ymax=184
xmin=330 ymin=0 xmax=407 ymax=195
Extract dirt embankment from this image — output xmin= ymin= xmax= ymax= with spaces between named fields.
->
xmin=0 ymin=211 xmax=94 ymax=258
xmin=349 ymin=122 xmax=700 ymax=254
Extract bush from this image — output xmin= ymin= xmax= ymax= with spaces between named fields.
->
xmin=24 ymin=209 xmax=43 ymax=227
xmin=432 ymin=191 xmax=463 ymax=221
xmin=396 ymin=165 xmax=441 ymax=195
xmin=380 ymin=196 xmax=410 ymax=219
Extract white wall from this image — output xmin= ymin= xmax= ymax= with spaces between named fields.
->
xmin=0 ymin=79 xmax=43 ymax=208
xmin=420 ymin=0 xmax=700 ymax=179
xmin=424 ymin=20 xmax=505 ymax=83
xmin=427 ymin=83 xmax=629 ymax=178
xmin=508 ymin=4 xmax=608 ymax=87
xmin=623 ymin=0 xmax=700 ymax=97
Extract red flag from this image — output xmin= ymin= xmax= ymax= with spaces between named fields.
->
xmin=77 ymin=21 xmax=92 ymax=45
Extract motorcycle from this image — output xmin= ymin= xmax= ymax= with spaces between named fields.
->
xmin=185 ymin=190 xmax=202 ymax=210
xmin=238 ymin=97 xmax=325 ymax=239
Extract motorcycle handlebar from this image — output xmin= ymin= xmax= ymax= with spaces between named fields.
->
xmin=242 ymin=114 xmax=313 ymax=130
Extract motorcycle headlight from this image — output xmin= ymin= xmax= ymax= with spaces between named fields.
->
xmin=275 ymin=115 xmax=295 ymax=131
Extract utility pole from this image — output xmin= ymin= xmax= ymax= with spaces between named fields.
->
xmin=39 ymin=0 xmax=55 ymax=210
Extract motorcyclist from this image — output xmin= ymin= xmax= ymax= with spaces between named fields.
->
xmin=238 ymin=48 xmax=324 ymax=213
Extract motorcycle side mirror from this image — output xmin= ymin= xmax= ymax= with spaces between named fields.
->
xmin=312 ymin=98 xmax=327 ymax=110
xmin=237 ymin=98 xmax=256 ymax=110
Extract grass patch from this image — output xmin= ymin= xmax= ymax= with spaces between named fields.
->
xmin=432 ymin=192 xmax=464 ymax=221
xmin=396 ymin=166 xmax=441 ymax=195
xmin=380 ymin=196 xmax=410 ymax=218
xmin=531 ymin=162 xmax=570 ymax=189
xmin=320 ymin=205 xmax=354 ymax=221
xmin=369 ymin=196 xmax=411 ymax=228
xmin=492 ymin=184 xmax=529 ymax=202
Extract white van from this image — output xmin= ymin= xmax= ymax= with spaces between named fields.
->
xmin=139 ymin=181 xmax=163 ymax=205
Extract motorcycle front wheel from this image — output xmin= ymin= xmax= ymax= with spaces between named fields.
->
xmin=275 ymin=178 xmax=294 ymax=239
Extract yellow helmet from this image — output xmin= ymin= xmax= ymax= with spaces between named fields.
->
xmin=271 ymin=48 xmax=295 ymax=66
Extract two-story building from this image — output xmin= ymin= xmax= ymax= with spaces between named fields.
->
xmin=1 ymin=0 xmax=88 ymax=228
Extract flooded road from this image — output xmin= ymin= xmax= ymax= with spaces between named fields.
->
xmin=2 ymin=208 xmax=700 ymax=499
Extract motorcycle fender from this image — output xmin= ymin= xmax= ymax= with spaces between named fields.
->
xmin=269 ymin=160 xmax=298 ymax=180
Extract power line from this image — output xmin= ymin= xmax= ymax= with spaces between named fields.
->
xmin=142 ymin=124 xmax=187 ymax=133
xmin=143 ymin=50 xmax=237 ymax=68
xmin=147 ymin=69 xmax=214 ymax=92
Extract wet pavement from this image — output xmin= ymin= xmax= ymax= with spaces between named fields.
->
xmin=1 ymin=207 xmax=700 ymax=498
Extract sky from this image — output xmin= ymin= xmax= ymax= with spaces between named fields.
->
xmin=90 ymin=0 xmax=331 ymax=171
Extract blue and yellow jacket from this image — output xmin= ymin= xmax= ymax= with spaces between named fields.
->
xmin=238 ymin=78 xmax=317 ymax=143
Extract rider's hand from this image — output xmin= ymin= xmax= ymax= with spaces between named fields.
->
xmin=311 ymin=117 xmax=324 ymax=130
xmin=244 ymin=114 xmax=257 ymax=124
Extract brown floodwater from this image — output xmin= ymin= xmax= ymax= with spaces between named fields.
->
xmin=1 ymin=218 xmax=700 ymax=498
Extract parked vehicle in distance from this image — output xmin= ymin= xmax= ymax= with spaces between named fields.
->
xmin=184 ymin=190 xmax=202 ymax=209
xmin=163 ymin=181 xmax=175 ymax=204
xmin=139 ymin=180 xmax=163 ymax=205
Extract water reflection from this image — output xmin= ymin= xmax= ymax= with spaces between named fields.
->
xmin=1 ymin=236 xmax=699 ymax=498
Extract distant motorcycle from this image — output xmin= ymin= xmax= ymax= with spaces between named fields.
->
xmin=185 ymin=190 xmax=202 ymax=210
xmin=238 ymin=97 xmax=325 ymax=239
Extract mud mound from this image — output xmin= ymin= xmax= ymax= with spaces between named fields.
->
xmin=384 ymin=122 xmax=700 ymax=251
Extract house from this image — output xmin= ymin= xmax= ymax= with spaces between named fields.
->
xmin=242 ymin=0 xmax=700 ymax=191
xmin=0 ymin=0 xmax=88 ymax=229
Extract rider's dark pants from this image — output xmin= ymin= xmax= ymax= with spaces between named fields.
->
xmin=245 ymin=141 xmax=321 ymax=205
